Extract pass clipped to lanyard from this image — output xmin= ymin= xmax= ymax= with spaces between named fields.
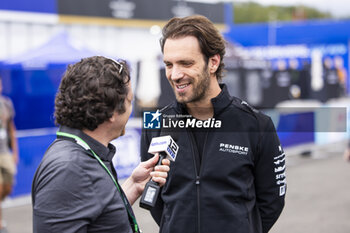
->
xmin=56 ymin=131 xmax=141 ymax=233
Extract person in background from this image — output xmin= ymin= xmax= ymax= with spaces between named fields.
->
xmin=32 ymin=56 xmax=170 ymax=233
xmin=141 ymin=15 xmax=286 ymax=233
xmin=0 ymin=76 xmax=18 ymax=233
xmin=344 ymin=141 xmax=350 ymax=162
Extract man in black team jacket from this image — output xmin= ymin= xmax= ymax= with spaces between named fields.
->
xmin=140 ymin=15 xmax=286 ymax=233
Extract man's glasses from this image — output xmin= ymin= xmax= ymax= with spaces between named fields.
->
xmin=108 ymin=58 xmax=124 ymax=74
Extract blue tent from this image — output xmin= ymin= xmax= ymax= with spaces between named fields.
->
xmin=0 ymin=32 xmax=99 ymax=197
xmin=0 ymin=32 xmax=98 ymax=130
xmin=4 ymin=31 xmax=96 ymax=69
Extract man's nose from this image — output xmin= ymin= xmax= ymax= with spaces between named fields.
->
xmin=170 ymin=66 xmax=184 ymax=82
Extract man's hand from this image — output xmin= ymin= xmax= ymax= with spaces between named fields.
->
xmin=122 ymin=153 xmax=170 ymax=205
xmin=132 ymin=153 xmax=170 ymax=188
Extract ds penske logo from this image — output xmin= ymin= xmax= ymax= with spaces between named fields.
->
xmin=219 ymin=143 xmax=249 ymax=155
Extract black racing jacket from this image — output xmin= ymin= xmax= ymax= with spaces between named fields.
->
xmin=140 ymin=84 xmax=286 ymax=233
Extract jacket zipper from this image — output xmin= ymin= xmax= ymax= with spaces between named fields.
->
xmin=188 ymin=129 xmax=210 ymax=233
xmin=187 ymin=129 xmax=200 ymax=233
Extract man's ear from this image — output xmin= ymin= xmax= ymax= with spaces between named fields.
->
xmin=109 ymin=111 xmax=118 ymax=122
xmin=209 ymin=54 xmax=220 ymax=74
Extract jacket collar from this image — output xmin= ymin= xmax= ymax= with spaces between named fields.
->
xmin=58 ymin=126 xmax=116 ymax=162
xmin=211 ymin=83 xmax=233 ymax=116
xmin=175 ymin=83 xmax=232 ymax=117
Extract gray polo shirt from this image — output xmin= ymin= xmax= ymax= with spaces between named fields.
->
xmin=32 ymin=126 xmax=134 ymax=233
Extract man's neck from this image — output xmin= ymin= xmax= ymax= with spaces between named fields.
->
xmin=82 ymin=123 xmax=113 ymax=147
xmin=186 ymin=81 xmax=221 ymax=120
xmin=186 ymin=101 xmax=214 ymax=120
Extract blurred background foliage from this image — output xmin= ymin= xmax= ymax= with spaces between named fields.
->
xmin=233 ymin=1 xmax=335 ymax=23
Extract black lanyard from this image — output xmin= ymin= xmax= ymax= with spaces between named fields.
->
xmin=56 ymin=131 xmax=140 ymax=233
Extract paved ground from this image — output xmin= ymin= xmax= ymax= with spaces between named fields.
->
xmin=270 ymin=146 xmax=350 ymax=233
xmin=2 ymin=143 xmax=350 ymax=233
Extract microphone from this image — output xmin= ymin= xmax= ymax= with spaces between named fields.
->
xmin=140 ymin=135 xmax=179 ymax=210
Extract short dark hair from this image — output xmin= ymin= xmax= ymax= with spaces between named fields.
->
xmin=54 ymin=56 xmax=130 ymax=131
xmin=160 ymin=15 xmax=226 ymax=81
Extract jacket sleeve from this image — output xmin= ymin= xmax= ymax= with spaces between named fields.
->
xmin=140 ymin=128 xmax=164 ymax=225
xmin=254 ymin=117 xmax=286 ymax=233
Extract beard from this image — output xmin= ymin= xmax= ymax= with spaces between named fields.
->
xmin=174 ymin=67 xmax=211 ymax=104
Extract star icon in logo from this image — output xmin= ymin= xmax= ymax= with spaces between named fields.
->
xmin=151 ymin=110 xmax=161 ymax=122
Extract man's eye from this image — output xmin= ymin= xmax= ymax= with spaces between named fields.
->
xmin=182 ymin=62 xmax=193 ymax=67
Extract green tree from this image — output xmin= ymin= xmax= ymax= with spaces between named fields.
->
xmin=233 ymin=1 xmax=332 ymax=24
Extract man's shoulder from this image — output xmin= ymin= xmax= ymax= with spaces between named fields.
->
xmin=0 ymin=95 xmax=13 ymax=105
xmin=0 ymin=95 xmax=10 ymax=101
xmin=159 ymin=101 xmax=178 ymax=114
xmin=42 ymin=139 xmax=88 ymax=167
xmin=228 ymin=97 xmax=272 ymax=126
xmin=229 ymin=97 xmax=258 ymax=115
xmin=0 ymin=95 xmax=14 ymax=109
xmin=34 ymin=139 xmax=93 ymax=191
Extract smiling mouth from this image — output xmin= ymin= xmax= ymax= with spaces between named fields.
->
xmin=176 ymin=83 xmax=190 ymax=90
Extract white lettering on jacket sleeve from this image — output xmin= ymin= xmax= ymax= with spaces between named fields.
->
xmin=274 ymin=145 xmax=286 ymax=196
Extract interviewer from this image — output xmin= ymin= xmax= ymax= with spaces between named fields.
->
xmin=32 ymin=56 xmax=170 ymax=233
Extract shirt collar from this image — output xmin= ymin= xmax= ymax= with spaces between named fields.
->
xmin=58 ymin=126 xmax=116 ymax=162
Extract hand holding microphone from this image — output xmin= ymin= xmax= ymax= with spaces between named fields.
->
xmin=140 ymin=135 xmax=179 ymax=210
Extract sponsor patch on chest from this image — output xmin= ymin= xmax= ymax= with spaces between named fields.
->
xmin=219 ymin=143 xmax=249 ymax=155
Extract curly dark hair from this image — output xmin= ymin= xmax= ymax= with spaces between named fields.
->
xmin=160 ymin=15 xmax=226 ymax=81
xmin=54 ymin=56 xmax=130 ymax=131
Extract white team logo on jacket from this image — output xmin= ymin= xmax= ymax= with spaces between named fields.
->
xmin=219 ymin=143 xmax=249 ymax=155
xmin=274 ymin=145 xmax=286 ymax=196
